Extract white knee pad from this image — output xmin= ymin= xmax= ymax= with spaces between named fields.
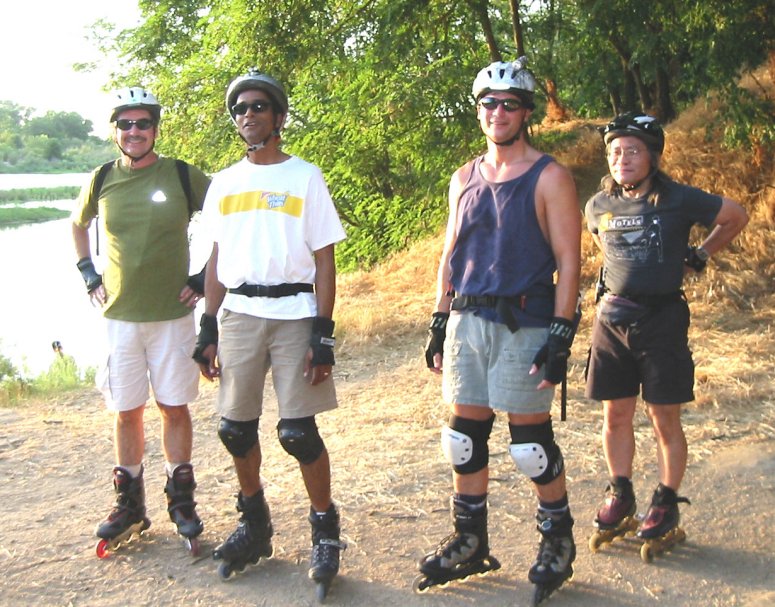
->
xmin=441 ymin=425 xmax=473 ymax=467
xmin=509 ymin=442 xmax=549 ymax=478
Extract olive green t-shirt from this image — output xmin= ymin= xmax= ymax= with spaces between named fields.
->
xmin=73 ymin=157 xmax=211 ymax=321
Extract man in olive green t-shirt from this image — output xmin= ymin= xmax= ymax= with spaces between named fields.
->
xmin=71 ymin=86 xmax=210 ymax=556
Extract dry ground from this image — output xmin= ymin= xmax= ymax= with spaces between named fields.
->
xmin=1 ymin=277 xmax=774 ymax=606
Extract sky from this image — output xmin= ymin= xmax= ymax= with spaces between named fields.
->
xmin=0 ymin=2 xmax=142 ymax=138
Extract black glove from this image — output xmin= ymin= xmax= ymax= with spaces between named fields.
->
xmin=684 ymin=246 xmax=709 ymax=272
xmin=310 ymin=317 xmax=336 ymax=366
xmin=186 ymin=264 xmax=206 ymax=295
xmin=531 ymin=317 xmax=575 ymax=385
xmin=192 ymin=314 xmax=218 ymax=364
xmin=424 ymin=312 xmax=449 ymax=368
xmin=76 ymin=257 xmax=102 ymax=293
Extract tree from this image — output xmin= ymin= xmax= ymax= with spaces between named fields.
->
xmin=25 ymin=111 xmax=93 ymax=140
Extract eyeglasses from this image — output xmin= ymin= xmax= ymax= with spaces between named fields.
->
xmin=231 ymin=101 xmax=272 ymax=115
xmin=478 ymin=97 xmax=524 ymax=112
xmin=607 ymin=146 xmax=647 ymax=161
xmin=115 ymin=118 xmax=155 ymax=131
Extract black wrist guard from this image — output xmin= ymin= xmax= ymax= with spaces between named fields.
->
xmin=76 ymin=257 xmax=102 ymax=293
xmin=192 ymin=314 xmax=218 ymax=364
xmin=684 ymin=246 xmax=708 ymax=272
xmin=424 ymin=312 xmax=449 ymax=368
xmin=531 ymin=317 xmax=575 ymax=385
xmin=310 ymin=316 xmax=336 ymax=366
xmin=186 ymin=264 xmax=206 ymax=295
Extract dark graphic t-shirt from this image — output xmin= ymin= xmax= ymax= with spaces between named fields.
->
xmin=585 ymin=181 xmax=721 ymax=295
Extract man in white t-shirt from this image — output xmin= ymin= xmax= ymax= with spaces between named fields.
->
xmin=193 ymin=69 xmax=347 ymax=594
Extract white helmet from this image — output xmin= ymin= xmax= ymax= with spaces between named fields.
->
xmin=110 ymin=87 xmax=161 ymax=123
xmin=472 ymin=56 xmax=536 ymax=108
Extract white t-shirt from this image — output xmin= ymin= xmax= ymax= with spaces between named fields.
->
xmin=202 ymin=155 xmax=346 ymax=320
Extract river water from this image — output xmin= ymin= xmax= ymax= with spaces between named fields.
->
xmin=0 ymin=173 xmax=209 ymax=376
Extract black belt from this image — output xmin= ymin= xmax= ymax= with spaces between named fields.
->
xmin=612 ymin=291 xmax=684 ymax=307
xmin=451 ymin=294 xmax=533 ymax=333
xmin=227 ymin=283 xmax=314 ymax=298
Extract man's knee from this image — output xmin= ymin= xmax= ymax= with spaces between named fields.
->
xmin=218 ymin=417 xmax=259 ymax=458
xmin=509 ymin=419 xmax=564 ymax=485
xmin=441 ymin=413 xmax=496 ymax=474
xmin=277 ymin=417 xmax=325 ymax=465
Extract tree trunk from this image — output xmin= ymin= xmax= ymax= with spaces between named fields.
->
xmin=544 ymin=78 xmax=570 ymax=123
xmin=654 ymin=65 xmax=675 ymax=122
xmin=509 ymin=0 xmax=525 ymax=57
xmin=467 ymin=0 xmax=500 ymax=61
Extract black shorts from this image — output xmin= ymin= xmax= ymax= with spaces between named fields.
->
xmin=585 ymin=299 xmax=694 ymax=405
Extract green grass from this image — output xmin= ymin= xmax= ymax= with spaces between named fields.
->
xmin=0 ymin=186 xmax=79 ymax=204
xmin=0 ymin=206 xmax=70 ymax=227
xmin=0 ymin=352 xmax=95 ymax=406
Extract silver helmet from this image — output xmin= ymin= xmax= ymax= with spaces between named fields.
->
xmin=110 ymin=87 xmax=161 ymax=123
xmin=472 ymin=56 xmax=536 ymax=109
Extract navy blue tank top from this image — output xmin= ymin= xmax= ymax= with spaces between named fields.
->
xmin=449 ymin=154 xmax=556 ymax=326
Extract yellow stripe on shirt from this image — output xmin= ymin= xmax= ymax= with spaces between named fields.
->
xmin=220 ymin=190 xmax=303 ymax=218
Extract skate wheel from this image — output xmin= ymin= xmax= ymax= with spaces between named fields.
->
xmin=95 ymin=538 xmax=111 ymax=559
xmin=588 ymin=533 xmax=602 ymax=553
xmin=218 ymin=561 xmax=233 ymax=580
xmin=185 ymin=536 xmax=201 ymax=556
xmin=412 ymin=574 xmax=431 ymax=594
xmin=640 ymin=542 xmax=654 ymax=563
xmin=316 ymin=581 xmax=328 ymax=603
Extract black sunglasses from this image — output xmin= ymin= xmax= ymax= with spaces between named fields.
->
xmin=115 ymin=118 xmax=155 ymax=131
xmin=232 ymin=101 xmax=272 ymax=116
xmin=478 ymin=97 xmax=524 ymax=112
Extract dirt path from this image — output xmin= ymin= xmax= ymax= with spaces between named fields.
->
xmin=1 ymin=313 xmax=775 ymax=607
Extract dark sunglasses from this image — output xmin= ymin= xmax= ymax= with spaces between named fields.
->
xmin=232 ymin=101 xmax=272 ymax=115
xmin=478 ymin=97 xmax=524 ymax=112
xmin=115 ymin=118 xmax=155 ymax=131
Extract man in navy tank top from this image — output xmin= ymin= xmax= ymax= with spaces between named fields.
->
xmin=416 ymin=57 xmax=581 ymax=604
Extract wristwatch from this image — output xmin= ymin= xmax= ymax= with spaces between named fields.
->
xmin=685 ymin=245 xmax=710 ymax=272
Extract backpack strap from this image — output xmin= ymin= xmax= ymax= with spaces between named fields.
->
xmin=89 ymin=160 xmax=115 ymax=256
xmin=174 ymin=159 xmax=196 ymax=218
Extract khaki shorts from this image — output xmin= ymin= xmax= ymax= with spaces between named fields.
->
xmin=442 ymin=312 xmax=554 ymax=414
xmin=98 ymin=314 xmax=199 ymax=411
xmin=217 ymin=310 xmax=338 ymax=422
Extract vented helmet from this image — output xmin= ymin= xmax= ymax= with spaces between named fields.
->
xmin=110 ymin=87 xmax=161 ymax=123
xmin=226 ymin=69 xmax=288 ymax=120
xmin=472 ymin=56 xmax=536 ymax=109
xmin=601 ymin=112 xmax=665 ymax=154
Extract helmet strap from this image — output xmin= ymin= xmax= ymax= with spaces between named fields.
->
xmin=117 ymin=141 xmax=156 ymax=164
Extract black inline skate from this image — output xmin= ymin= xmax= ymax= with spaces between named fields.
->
xmin=164 ymin=463 xmax=204 ymax=555
xmin=413 ymin=498 xmax=501 ymax=593
xmin=213 ymin=490 xmax=274 ymax=579
xmin=309 ymin=503 xmax=347 ymax=602
xmin=637 ymin=483 xmax=690 ymax=562
xmin=95 ymin=466 xmax=151 ymax=558
xmin=528 ymin=509 xmax=575 ymax=606
xmin=589 ymin=477 xmax=638 ymax=553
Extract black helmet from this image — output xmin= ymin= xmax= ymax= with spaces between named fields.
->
xmin=225 ymin=68 xmax=288 ymax=121
xmin=601 ymin=112 xmax=665 ymax=154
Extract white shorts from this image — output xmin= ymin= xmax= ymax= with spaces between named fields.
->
xmin=97 ymin=314 xmax=199 ymax=411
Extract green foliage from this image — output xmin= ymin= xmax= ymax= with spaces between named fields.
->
xmin=0 ymin=206 xmax=70 ymax=227
xmin=0 ymin=100 xmax=114 ymax=173
xmin=0 ymin=187 xmax=79 ymax=203
xmin=95 ymin=0 xmax=774 ymax=269
xmin=0 ymin=350 xmax=95 ymax=407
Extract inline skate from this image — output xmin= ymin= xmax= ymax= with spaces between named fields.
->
xmin=589 ymin=477 xmax=638 ymax=553
xmin=95 ymin=466 xmax=151 ymax=558
xmin=164 ymin=463 xmax=204 ymax=555
xmin=213 ymin=490 xmax=273 ymax=579
xmin=528 ymin=509 xmax=575 ymax=606
xmin=637 ymin=484 xmax=690 ymax=562
xmin=309 ymin=503 xmax=347 ymax=602
xmin=414 ymin=498 xmax=500 ymax=593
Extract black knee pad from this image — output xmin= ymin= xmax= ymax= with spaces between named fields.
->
xmin=441 ymin=413 xmax=496 ymax=475
xmin=277 ymin=416 xmax=325 ymax=465
xmin=218 ymin=417 xmax=259 ymax=458
xmin=509 ymin=419 xmax=564 ymax=485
